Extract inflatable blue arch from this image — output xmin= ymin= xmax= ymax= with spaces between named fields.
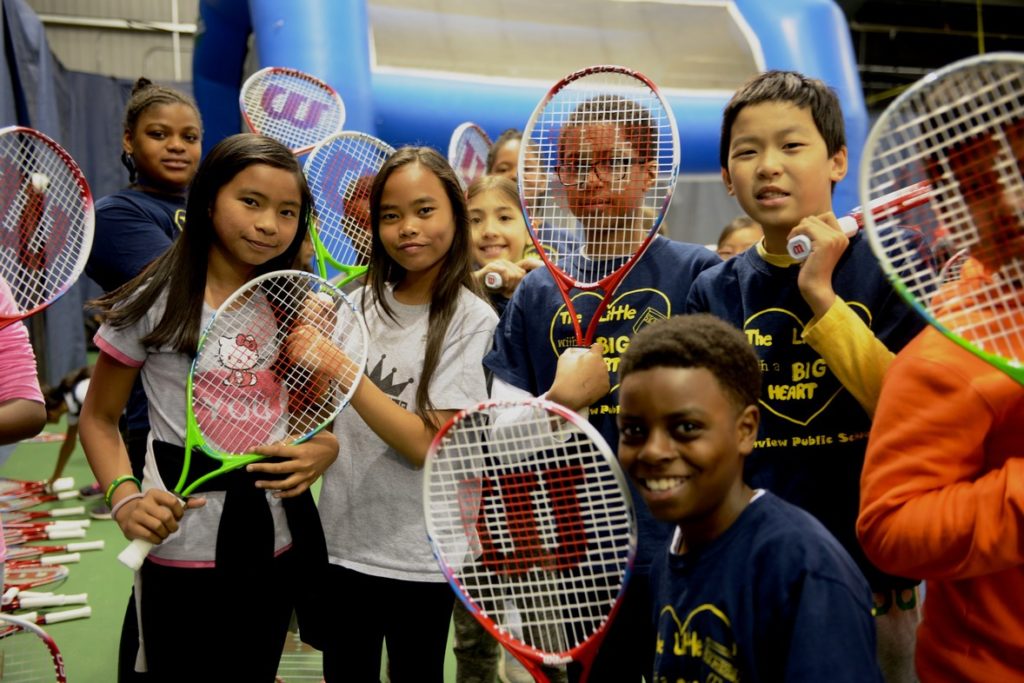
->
xmin=193 ymin=0 xmax=866 ymax=214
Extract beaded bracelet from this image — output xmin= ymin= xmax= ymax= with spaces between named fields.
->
xmin=104 ymin=474 xmax=142 ymax=507
xmin=110 ymin=492 xmax=145 ymax=522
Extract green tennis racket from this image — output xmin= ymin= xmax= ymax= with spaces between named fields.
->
xmin=117 ymin=270 xmax=368 ymax=569
xmin=862 ymin=53 xmax=1024 ymax=384
xmin=303 ymin=131 xmax=395 ymax=285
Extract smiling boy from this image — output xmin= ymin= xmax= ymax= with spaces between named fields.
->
xmin=618 ymin=314 xmax=882 ymax=682
xmin=686 ymin=71 xmax=925 ymax=681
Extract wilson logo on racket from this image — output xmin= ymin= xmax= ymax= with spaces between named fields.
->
xmin=462 ymin=465 xmax=588 ymax=576
xmin=260 ymin=84 xmax=335 ymax=130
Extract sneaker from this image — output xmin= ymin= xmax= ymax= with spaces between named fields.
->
xmin=89 ymin=503 xmax=112 ymax=520
xmin=79 ymin=482 xmax=103 ymax=500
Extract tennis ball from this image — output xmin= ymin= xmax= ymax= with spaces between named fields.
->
xmin=30 ymin=173 xmax=50 ymax=193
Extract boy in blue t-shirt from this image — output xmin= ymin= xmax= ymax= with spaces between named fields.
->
xmin=618 ymin=313 xmax=883 ymax=682
xmin=485 ymin=94 xmax=720 ymax=682
xmin=686 ymin=70 xmax=924 ymax=682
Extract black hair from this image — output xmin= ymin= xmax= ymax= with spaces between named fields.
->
xmin=121 ymin=77 xmax=201 ymax=183
xmin=620 ymin=314 xmax=761 ymax=410
xmin=486 ymin=128 xmax=522 ymax=174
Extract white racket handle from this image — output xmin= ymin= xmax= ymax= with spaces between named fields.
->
xmin=56 ymin=490 xmax=79 ymax=501
xmin=40 ymin=553 xmax=80 ymax=565
xmin=40 ymin=605 xmax=92 ymax=624
xmin=50 ymin=477 xmax=75 ymax=493
xmin=48 ymin=506 xmax=86 ymax=517
xmin=18 ymin=593 xmax=88 ymax=609
xmin=45 ymin=519 xmax=91 ymax=529
xmin=787 ymin=215 xmax=858 ymax=261
xmin=118 ymin=538 xmax=154 ymax=571
xmin=483 ymin=272 xmax=503 ymax=290
xmin=66 ymin=540 xmax=104 ymax=552
xmin=43 ymin=527 xmax=86 ymax=540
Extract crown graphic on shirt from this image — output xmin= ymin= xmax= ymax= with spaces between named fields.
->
xmin=366 ymin=354 xmax=414 ymax=398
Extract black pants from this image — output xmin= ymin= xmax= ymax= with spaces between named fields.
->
xmin=118 ymin=428 xmax=149 ymax=683
xmin=321 ymin=564 xmax=454 ymax=683
xmin=568 ymin=577 xmax=656 ymax=683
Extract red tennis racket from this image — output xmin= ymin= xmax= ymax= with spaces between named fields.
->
xmin=240 ymin=66 xmax=346 ymax=156
xmin=5 ymin=540 xmax=103 ymax=564
xmin=0 ymin=478 xmax=74 ymax=500
xmin=424 ymin=399 xmax=636 ymax=682
xmin=2 ymin=507 xmax=87 ymax=525
xmin=2 ymin=591 xmax=87 ymax=612
xmin=3 ymin=526 xmax=86 ymax=546
xmin=448 ymin=122 xmax=492 ymax=190
xmin=519 ymin=65 xmax=679 ymax=348
xmin=787 ymin=181 xmax=933 ymax=260
xmin=3 ymin=564 xmax=69 ymax=593
xmin=0 ymin=491 xmax=79 ymax=514
xmin=0 ymin=614 xmax=67 ymax=682
xmin=0 ymin=127 xmax=94 ymax=331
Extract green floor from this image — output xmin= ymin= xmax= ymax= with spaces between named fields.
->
xmin=1 ymin=428 xmax=460 ymax=681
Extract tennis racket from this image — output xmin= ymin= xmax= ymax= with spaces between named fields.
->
xmin=2 ymin=591 xmax=87 ymax=612
xmin=0 ymin=478 xmax=75 ymax=500
xmin=519 ymin=65 xmax=679 ymax=348
xmin=0 ymin=614 xmax=67 ymax=682
xmin=303 ymin=131 xmax=395 ymax=283
xmin=5 ymin=607 xmax=91 ymax=628
xmin=3 ymin=521 xmax=89 ymax=534
xmin=0 ymin=492 xmax=79 ymax=514
xmin=117 ymin=269 xmax=368 ymax=570
xmin=787 ymin=181 xmax=934 ymax=260
xmin=6 ymin=540 xmax=103 ymax=565
xmin=424 ymin=399 xmax=636 ymax=682
xmin=3 ymin=564 xmax=69 ymax=593
xmin=2 ymin=508 xmax=86 ymax=525
xmin=449 ymin=122 xmax=492 ymax=190
xmin=0 ymin=127 xmax=94 ymax=331
xmin=3 ymin=527 xmax=85 ymax=546
xmin=240 ymin=66 xmax=346 ymax=156
xmin=859 ymin=53 xmax=1024 ymax=383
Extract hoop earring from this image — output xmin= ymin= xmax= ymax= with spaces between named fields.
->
xmin=120 ymin=150 xmax=137 ymax=183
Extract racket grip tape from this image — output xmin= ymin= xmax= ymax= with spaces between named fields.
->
xmin=41 ymin=553 xmax=80 ymax=565
xmin=483 ymin=272 xmax=503 ymax=290
xmin=787 ymin=215 xmax=859 ymax=261
xmin=45 ymin=527 xmax=86 ymax=540
xmin=18 ymin=593 xmax=88 ymax=609
xmin=118 ymin=538 xmax=155 ymax=571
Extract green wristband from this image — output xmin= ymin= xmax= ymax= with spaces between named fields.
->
xmin=104 ymin=474 xmax=142 ymax=507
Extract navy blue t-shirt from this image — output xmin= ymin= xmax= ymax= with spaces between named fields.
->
xmin=86 ymin=188 xmax=186 ymax=431
xmin=649 ymin=491 xmax=883 ymax=683
xmin=686 ymin=234 xmax=925 ymax=590
xmin=484 ymin=235 xmax=721 ymax=572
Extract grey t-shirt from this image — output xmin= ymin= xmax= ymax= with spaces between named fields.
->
xmin=96 ymin=290 xmax=292 ymax=565
xmin=322 ymin=284 xmax=498 ymax=582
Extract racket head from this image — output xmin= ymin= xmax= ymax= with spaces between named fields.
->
xmin=3 ymin=564 xmax=69 ymax=593
xmin=0 ymin=127 xmax=94 ymax=330
xmin=861 ymin=53 xmax=1024 ymax=382
xmin=239 ymin=67 xmax=346 ymax=156
xmin=423 ymin=399 xmax=637 ymax=672
xmin=303 ymin=131 xmax=395 ymax=274
xmin=0 ymin=614 xmax=66 ymax=682
xmin=448 ymin=122 xmax=493 ymax=190
xmin=180 ymin=269 xmax=368 ymax=494
xmin=518 ymin=65 xmax=680 ymax=286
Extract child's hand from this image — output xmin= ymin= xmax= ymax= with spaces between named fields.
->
xmin=790 ymin=212 xmax=849 ymax=318
xmin=547 ymin=343 xmax=610 ymax=412
xmin=517 ymin=257 xmax=545 ymax=273
xmin=287 ymin=324 xmax=359 ymax=391
xmin=248 ymin=430 xmax=339 ymax=498
xmin=114 ymin=489 xmax=205 ymax=544
xmin=475 ymin=260 xmax=528 ymax=298
xmin=298 ymin=292 xmax=337 ymax=337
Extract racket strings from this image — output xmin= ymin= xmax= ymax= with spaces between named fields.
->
xmin=304 ymin=134 xmax=394 ymax=267
xmin=867 ymin=58 xmax=1024 ymax=361
xmin=241 ymin=69 xmax=344 ymax=153
xmin=193 ymin=273 xmax=363 ymax=455
xmin=523 ymin=70 xmax=678 ymax=285
xmin=0 ymin=624 xmax=61 ymax=681
xmin=0 ymin=132 xmax=90 ymax=314
xmin=427 ymin=405 xmax=632 ymax=655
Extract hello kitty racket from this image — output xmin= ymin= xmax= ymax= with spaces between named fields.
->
xmin=117 ymin=270 xmax=368 ymax=570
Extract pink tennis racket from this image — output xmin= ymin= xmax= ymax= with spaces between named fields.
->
xmin=424 ymin=399 xmax=636 ymax=682
xmin=448 ymin=122 xmax=492 ymax=190
xmin=240 ymin=66 xmax=346 ymax=156
xmin=0 ymin=127 xmax=94 ymax=331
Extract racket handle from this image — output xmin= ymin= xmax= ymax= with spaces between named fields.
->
xmin=45 ymin=527 xmax=86 ymax=541
xmin=483 ymin=272 xmax=503 ymax=291
xmin=42 ymin=605 xmax=92 ymax=624
xmin=786 ymin=215 xmax=860 ymax=261
xmin=66 ymin=540 xmax=104 ymax=552
xmin=47 ymin=519 xmax=91 ymax=529
xmin=41 ymin=553 xmax=80 ymax=565
xmin=18 ymin=593 xmax=88 ymax=609
xmin=117 ymin=538 xmax=155 ymax=571
xmin=49 ymin=506 xmax=86 ymax=517
xmin=50 ymin=477 xmax=75 ymax=493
